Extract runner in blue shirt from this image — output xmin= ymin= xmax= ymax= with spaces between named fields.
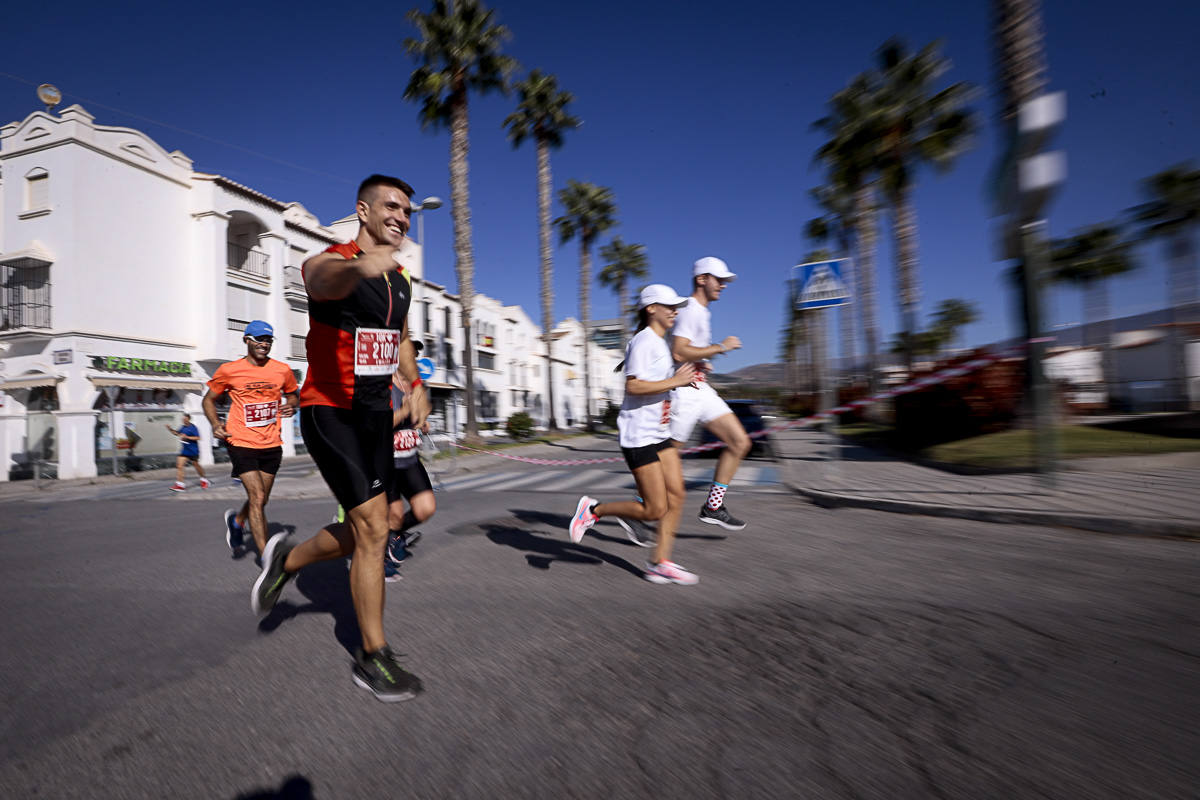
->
xmin=166 ymin=413 xmax=210 ymax=492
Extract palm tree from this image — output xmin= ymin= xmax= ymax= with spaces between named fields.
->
xmin=1050 ymin=223 xmax=1137 ymax=393
xmin=597 ymin=237 xmax=650 ymax=347
xmin=503 ymin=69 xmax=580 ymax=432
xmin=555 ymin=180 xmax=617 ymax=430
xmin=807 ymin=184 xmax=857 ymax=384
xmin=1132 ymin=163 xmax=1200 ymax=406
xmin=930 ymin=298 xmax=980 ymax=355
xmin=992 ymin=0 xmax=1048 ymax=127
xmin=404 ymin=0 xmax=517 ymax=440
xmin=873 ymin=38 xmax=977 ymax=372
xmin=813 ymin=75 xmax=883 ymax=393
xmin=1132 ymin=163 xmax=1200 ymax=312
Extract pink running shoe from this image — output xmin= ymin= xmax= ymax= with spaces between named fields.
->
xmin=643 ymin=560 xmax=699 ymax=585
xmin=569 ymin=496 xmax=598 ymax=543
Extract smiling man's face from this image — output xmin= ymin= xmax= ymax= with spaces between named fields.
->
xmin=358 ymin=185 xmax=412 ymax=247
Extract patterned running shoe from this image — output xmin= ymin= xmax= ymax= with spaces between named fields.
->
xmin=569 ymin=496 xmax=598 ymax=543
xmin=643 ymin=560 xmax=699 ymax=585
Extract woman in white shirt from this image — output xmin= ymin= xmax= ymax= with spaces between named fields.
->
xmin=567 ymin=285 xmax=700 ymax=585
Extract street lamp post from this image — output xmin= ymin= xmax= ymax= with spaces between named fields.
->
xmin=410 ymin=196 xmax=443 ymax=342
xmin=410 ymin=196 xmax=443 ymax=430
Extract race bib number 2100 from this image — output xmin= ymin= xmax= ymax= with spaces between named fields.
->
xmin=354 ymin=328 xmax=401 ymax=376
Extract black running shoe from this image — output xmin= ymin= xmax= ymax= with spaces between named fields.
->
xmin=353 ymin=646 xmax=423 ymax=702
xmin=698 ymin=504 xmax=746 ymax=531
xmin=251 ymin=532 xmax=294 ymax=616
xmin=613 ymin=517 xmax=657 ymax=548
xmin=386 ymin=534 xmax=410 ymax=565
xmin=402 ymin=529 xmax=422 ymax=549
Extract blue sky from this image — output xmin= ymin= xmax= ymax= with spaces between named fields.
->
xmin=3 ymin=0 xmax=1196 ymax=371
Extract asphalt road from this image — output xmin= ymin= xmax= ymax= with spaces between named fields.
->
xmin=0 ymin=444 xmax=1196 ymax=799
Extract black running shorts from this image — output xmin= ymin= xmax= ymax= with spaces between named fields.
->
xmin=388 ymin=459 xmax=433 ymax=503
xmin=621 ymin=438 xmax=674 ymax=470
xmin=227 ymin=444 xmax=283 ymax=478
xmin=300 ymin=405 xmax=392 ymax=511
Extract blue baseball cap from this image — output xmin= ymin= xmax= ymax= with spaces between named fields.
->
xmin=243 ymin=320 xmax=274 ymax=338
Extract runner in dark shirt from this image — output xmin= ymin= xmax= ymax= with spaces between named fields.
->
xmin=250 ymin=174 xmax=429 ymax=702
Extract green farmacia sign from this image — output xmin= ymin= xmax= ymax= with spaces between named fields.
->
xmin=92 ymin=356 xmax=192 ymax=375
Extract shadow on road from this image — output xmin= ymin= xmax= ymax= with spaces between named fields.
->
xmin=234 ymin=774 xmax=314 ymax=799
xmin=257 ymin=557 xmax=361 ymax=656
xmin=231 ymin=521 xmax=293 ymax=562
xmin=508 ymin=507 xmax=726 ymax=543
xmin=484 ymin=512 xmax=644 ymax=578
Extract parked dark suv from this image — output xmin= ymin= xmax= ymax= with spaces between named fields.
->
xmin=699 ymin=399 xmax=772 ymax=457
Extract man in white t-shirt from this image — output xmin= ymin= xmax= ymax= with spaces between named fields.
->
xmin=669 ymin=256 xmax=751 ymax=530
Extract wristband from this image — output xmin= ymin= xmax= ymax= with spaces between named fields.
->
xmin=411 ymin=377 xmax=423 ymax=388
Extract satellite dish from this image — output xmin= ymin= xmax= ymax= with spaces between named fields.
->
xmin=37 ymin=84 xmax=62 ymax=113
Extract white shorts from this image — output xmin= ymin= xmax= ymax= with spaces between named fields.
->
xmin=669 ymin=382 xmax=732 ymax=443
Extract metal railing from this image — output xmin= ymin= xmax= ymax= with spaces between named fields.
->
xmin=283 ymin=265 xmax=305 ymax=292
xmin=227 ymin=242 xmax=270 ymax=278
xmin=1 ymin=264 xmax=52 ymax=330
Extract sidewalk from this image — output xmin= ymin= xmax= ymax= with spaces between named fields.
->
xmin=0 ymin=434 xmax=619 ymax=502
xmin=773 ymin=426 xmax=1200 ymax=539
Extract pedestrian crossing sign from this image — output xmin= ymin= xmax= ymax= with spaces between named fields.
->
xmin=793 ymin=258 xmax=850 ymax=310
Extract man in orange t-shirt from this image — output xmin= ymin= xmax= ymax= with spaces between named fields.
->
xmin=203 ymin=320 xmax=299 ymax=557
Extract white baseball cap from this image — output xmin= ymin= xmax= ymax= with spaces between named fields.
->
xmin=693 ymin=256 xmax=737 ymax=281
xmin=638 ymin=284 xmax=689 ymax=310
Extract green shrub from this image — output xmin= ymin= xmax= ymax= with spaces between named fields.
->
xmin=600 ymin=402 xmax=620 ymax=429
xmin=505 ymin=411 xmax=536 ymax=440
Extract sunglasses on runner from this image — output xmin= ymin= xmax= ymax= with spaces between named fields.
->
xmin=247 ymin=335 xmax=274 ymax=344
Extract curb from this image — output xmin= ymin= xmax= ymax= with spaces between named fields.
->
xmin=784 ymin=480 xmax=1200 ymax=540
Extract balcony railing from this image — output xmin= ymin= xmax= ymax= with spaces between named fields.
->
xmin=283 ymin=265 xmax=305 ymax=292
xmin=1 ymin=264 xmax=52 ymax=330
xmin=227 ymin=242 xmax=270 ymax=278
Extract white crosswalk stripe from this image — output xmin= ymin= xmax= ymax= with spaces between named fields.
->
xmin=439 ymin=463 xmax=785 ymax=495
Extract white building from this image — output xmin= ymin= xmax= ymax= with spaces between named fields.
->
xmin=0 ymin=102 xmax=625 ymax=480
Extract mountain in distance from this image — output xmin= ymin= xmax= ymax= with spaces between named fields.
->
xmin=710 ymin=362 xmax=786 ymax=386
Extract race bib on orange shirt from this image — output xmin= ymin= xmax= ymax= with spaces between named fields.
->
xmin=355 ymin=328 xmax=401 ymax=376
xmin=244 ymin=400 xmax=279 ymax=428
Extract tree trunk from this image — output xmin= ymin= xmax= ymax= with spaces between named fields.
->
xmin=617 ymin=279 xmax=629 ymax=347
xmin=837 ymin=230 xmax=856 ymax=385
xmin=580 ymin=239 xmax=594 ymax=430
xmin=1168 ymin=232 xmax=1198 ymax=408
xmin=892 ymin=185 xmax=921 ymax=374
xmin=449 ymin=92 xmax=478 ymax=440
xmin=1085 ymin=279 xmax=1117 ymax=404
xmin=993 ymin=0 xmax=1047 ymax=126
xmin=536 ymin=138 xmax=558 ymax=431
xmin=854 ymin=184 xmax=881 ymax=393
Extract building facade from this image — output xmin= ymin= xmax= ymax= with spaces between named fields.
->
xmin=0 ymin=103 xmax=625 ymax=480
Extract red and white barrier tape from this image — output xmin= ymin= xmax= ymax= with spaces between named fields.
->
xmin=448 ymin=347 xmax=1022 ymax=466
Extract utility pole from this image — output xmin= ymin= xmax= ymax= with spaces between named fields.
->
xmin=993 ymin=0 xmax=1064 ymax=489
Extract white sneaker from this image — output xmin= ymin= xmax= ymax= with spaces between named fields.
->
xmin=569 ymin=496 xmax=598 ymax=543
xmin=643 ymin=560 xmax=699 ymax=585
